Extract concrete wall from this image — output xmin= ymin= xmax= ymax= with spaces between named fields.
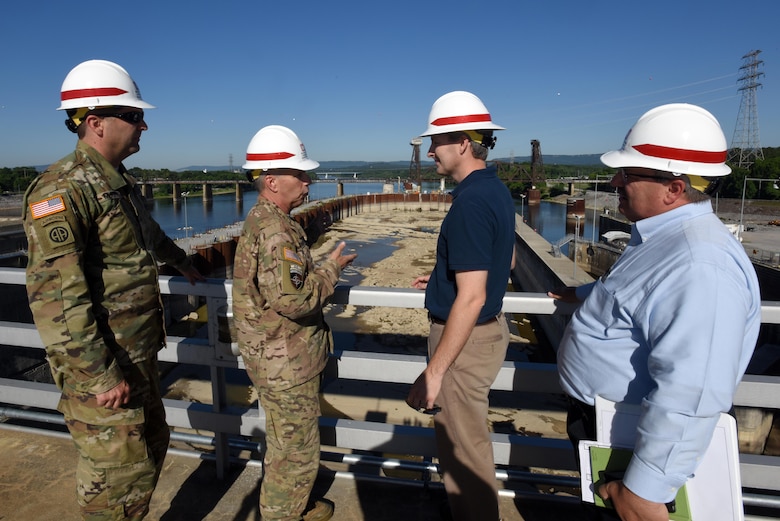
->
xmin=510 ymin=215 xmax=594 ymax=351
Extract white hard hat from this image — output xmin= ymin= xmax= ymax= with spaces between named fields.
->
xmin=601 ymin=103 xmax=730 ymax=177
xmin=58 ymin=59 xmax=155 ymax=111
xmin=243 ymin=125 xmax=319 ymax=172
xmin=420 ymin=90 xmax=505 ymax=137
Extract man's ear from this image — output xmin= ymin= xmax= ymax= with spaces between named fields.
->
xmin=665 ymin=178 xmax=687 ymax=204
xmin=264 ymin=174 xmax=279 ymax=193
xmin=458 ymin=135 xmax=471 ymax=156
xmin=84 ymin=114 xmax=104 ymax=137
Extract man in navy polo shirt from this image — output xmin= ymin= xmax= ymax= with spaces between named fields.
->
xmin=406 ymin=91 xmax=516 ymax=521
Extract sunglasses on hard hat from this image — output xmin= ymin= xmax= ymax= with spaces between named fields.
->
xmin=92 ymin=110 xmax=145 ymax=124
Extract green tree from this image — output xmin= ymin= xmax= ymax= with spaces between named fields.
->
xmin=747 ymin=157 xmax=780 ymax=200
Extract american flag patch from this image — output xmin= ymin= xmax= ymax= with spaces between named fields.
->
xmin=30 ymin=195 xmax=66 ymax=219
xmin=283 ymin=247 xmax=302 ymax=264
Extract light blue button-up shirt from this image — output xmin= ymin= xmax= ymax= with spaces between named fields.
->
xmin=558 ymin=200 xmax=761 ymax=503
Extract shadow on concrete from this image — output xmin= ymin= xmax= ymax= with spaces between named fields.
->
xmin=160 ymin=460 xmax=257 ymax=521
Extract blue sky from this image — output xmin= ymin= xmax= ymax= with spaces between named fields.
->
xmin=1 ymin=0 xmax=779 ymax=171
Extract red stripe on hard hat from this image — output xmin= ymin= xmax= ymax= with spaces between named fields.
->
xmin=633 ymin=144 xmax=727 ymax=164
xmin=246 ymin=152 xmax=295 ymax=161
xmin=431 ymin=114 xmax=492 ymax=127
xmin=61 ymin=87 xmax=129 ymax=101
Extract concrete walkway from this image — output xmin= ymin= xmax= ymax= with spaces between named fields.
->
xmin=0 ymin=425 xmax=586 ymax=521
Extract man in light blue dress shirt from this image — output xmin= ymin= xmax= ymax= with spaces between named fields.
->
xmin=551 ymin=103 xmax=761 ymax=521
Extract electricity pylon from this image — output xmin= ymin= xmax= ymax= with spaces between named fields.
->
xmin=729 ymin=50 xmax=764 ymax=168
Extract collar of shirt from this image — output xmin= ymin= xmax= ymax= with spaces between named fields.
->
xmin=75 ymin=141 xmax=129 ymax=192
xmin=451 ymin=164 xmax=497 ymax=199
xmin=629 ymin=200 xmax=714 ymax=247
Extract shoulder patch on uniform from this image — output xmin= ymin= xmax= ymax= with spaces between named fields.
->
xmin=31 ymin=214 xmax=78 ymax=259
xmin=29 ymin=195 xmax=67 ymax=219
xmin=288 ymin=263 xmax=305 ymax=290
xmin=283 ymin=247 xmax=303 ymax=265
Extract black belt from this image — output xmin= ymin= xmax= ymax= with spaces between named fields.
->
xmin=428 ymin=312 xmax=502 ymax=326
xmin=428 ymin=313 xmax=446 ymax=325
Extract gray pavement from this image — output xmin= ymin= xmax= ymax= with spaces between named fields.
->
xmin=0 ymin=426 xmax=585 ymax=521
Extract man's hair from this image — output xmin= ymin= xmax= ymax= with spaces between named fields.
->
xmin=253 ymin=175 xmax=266 ymax=192
xmin=655 ymin=172 xmax=711 ymax=203
xmin=470 ymin=139 xmax=489 ymax=161
xmin=446 ymin=132 xmax=490 ymax=161
xmin=681 ymin=176 xmax=711 ymax=203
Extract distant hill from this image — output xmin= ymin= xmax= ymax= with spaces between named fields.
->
xmin=178 ymin=154 xmax=603 ymax=172
xmin=493 ymin=154 xmax=603 ymax=166
xmin=176 ymin=160 xmax=413 ymax=172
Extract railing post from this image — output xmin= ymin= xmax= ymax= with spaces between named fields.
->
xmin=206 ymin=294 xmax=231 ymax=479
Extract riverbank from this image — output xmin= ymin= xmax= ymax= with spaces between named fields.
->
xmin=302 ymin=209 xmax=563 ymax=444
xmin=310 ymin=209 xmax=536 ymax=352
xmin=311 ymin=210 xmax=438 ymax=347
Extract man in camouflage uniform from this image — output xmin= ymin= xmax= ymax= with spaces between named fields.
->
xmin=232 ymin=125 xmax=356 ymax=521
xmin=23 ymin=60 xmax=203 ymax=520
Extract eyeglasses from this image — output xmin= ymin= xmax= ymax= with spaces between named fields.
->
xmin=94 ymin=111 xmax=145 ymax=124
xmin=266 ymin=169 xmax=312 ymax=183
xmin=619 ymin=168 xmax=672 ymax=184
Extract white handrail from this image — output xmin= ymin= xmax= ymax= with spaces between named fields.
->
xmin=1 ymin=267 xmax=779 ymax=496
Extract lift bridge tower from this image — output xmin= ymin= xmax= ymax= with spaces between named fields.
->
xmin=409 ymin=137 xmax=422 ymax=190
xmin=729 ymin=50 xmax=765 ymax=169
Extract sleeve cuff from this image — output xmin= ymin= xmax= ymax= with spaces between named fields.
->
xmin=321 ymin=258 xmax=342 ymax=285
xmin=72 ymin=359 xmax=125 ymax=395
xmin=623 ymin=455 xmax=685 ymax=504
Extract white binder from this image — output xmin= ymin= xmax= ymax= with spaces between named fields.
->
xmin=577 ymin=396 xmax=744 ymax=521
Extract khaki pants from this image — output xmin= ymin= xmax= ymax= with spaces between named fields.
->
xmin=429 ymin=315 xmax=509 ymax=521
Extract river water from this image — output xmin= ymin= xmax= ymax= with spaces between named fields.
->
xmin=149 ymin=181 xmax=608 ymax=248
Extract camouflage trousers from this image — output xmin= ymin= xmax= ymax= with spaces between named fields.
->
xmin=59 ymin=356 xmax=169 ymax=521
xmin=256 ymin=376 xmax=322 ymax=521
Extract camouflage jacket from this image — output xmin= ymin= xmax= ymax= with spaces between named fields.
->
xmin=23 ymin=141 xmax=192 ymax=395
xmin=232 ymin=197 xmax=341 ymax=391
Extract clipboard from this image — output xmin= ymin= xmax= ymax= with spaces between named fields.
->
xmin=577 ymin=396 xmax=744 ymax=521
xmin=587 ymin=444 xmax=692 ymax=520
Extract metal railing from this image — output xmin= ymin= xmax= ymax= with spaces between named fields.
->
xmin=2 ymin=266 xmax=780 ymax=515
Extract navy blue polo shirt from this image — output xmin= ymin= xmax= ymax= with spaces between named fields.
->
xmin=425 ymin=165 xmax=515 ymax=323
